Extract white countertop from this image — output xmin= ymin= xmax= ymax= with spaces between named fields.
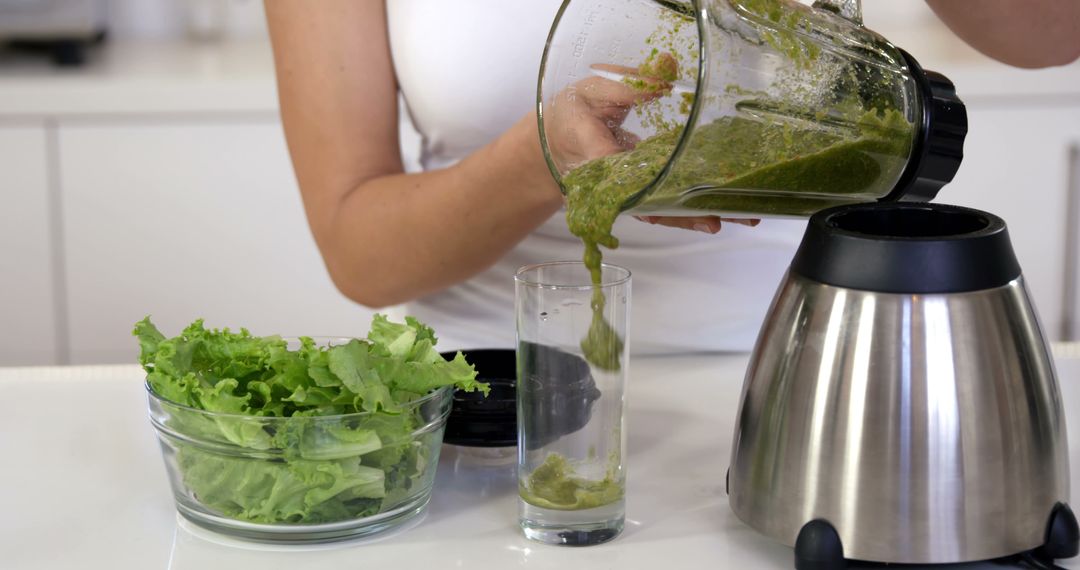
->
xmin=0 ymin=32 xmax=1077 ymax=119
xmin=4 ymin=353 xmax=1080 ymax=570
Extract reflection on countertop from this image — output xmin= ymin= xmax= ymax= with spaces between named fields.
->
xmin=165 ymin=444 xmax=520 ymax=570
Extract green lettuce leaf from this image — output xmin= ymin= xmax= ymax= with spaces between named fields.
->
xmin=327 ymin=340 xmax=394 ymax=412
xmin=177 ymin=446 xmax=386 ymax=524
xmin=367 ymin=314 xmax=420 ymax=358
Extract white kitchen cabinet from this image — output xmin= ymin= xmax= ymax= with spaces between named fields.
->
xmin=939 ymin=104 xmax=1080 ymax=341
xmin=58 ymin=120 xmax=385 ymax=364
xmin=0 ymin=124 xmax=59 ymax=365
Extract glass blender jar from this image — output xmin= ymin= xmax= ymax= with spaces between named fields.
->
xmin=538 ymin=0 xmax=968 ymax=218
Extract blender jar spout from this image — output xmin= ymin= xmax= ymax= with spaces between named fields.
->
xmin=811 ymin=0 xmax=862 ymax=24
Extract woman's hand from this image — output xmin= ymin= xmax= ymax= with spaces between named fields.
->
xmin=542 ymin=72 xmax=666 ymax=171
xmin=543 ymin=63 xmax=759 ymax=234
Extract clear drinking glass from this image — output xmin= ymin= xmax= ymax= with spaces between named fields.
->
xmin=514 ymin=261 xmax=631 ymax=546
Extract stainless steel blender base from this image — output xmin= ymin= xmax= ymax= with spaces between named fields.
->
xmin=729 ymin=275 xmax=1071 ymax=564
xmin=728 ymin=203 xmax=1076 ymax=566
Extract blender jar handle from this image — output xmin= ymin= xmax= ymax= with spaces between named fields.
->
xmin=812 ymin=0 xmax=862 ymax=24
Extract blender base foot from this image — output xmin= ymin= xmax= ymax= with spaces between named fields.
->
xmin=1035 ymin=502 xmax=1080 ymax=561
xmin=794 ymin=519 xmax=846 ymax=570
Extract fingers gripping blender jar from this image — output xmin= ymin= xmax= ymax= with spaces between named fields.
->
xmin=538 ymin=0 xmax=968 ymax=223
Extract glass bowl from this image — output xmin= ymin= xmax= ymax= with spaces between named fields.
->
xmin=146 ymin=343 xmax=454 ymax=544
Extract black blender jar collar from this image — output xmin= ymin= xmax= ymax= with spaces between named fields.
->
xmin=883 ymin=49 xmax=969 ymax=203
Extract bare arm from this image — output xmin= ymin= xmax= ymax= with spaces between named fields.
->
xmin=265 ymin=0 xmax=563 ymax=308
xmin=925 ymin=0 xmax=1080 ymax=68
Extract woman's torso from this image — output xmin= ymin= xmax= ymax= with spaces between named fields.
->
xmin=386 ymin=0 xmax=806 ymax=353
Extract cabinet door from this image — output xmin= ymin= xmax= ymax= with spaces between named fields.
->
xmin=59 ymin=120 xmax=385 ymax=364
xmin=941 ymin=105 xmax=1080 ymax=341
xmin=0 ymin=125 xmax=59 ymax=365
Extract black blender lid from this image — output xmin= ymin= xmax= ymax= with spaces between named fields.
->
xmin=441 ymin=349 xmax=517 ymax=447
xmin=441 ymin=345 xmax=602 ymax=448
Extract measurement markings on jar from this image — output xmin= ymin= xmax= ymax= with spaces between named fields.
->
xmin=570 ymin=9 xmax=599 ymax=78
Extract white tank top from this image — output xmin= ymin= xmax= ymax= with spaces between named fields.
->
xmin=386 ymin=0 xmax=806 ymax=353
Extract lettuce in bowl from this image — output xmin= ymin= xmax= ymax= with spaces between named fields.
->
xmin=136 ymin=314 xmax=487 ymax=533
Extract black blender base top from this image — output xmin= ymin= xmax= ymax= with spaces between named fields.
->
xmin=791 ymin=202 xmax=1021 ymax=294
